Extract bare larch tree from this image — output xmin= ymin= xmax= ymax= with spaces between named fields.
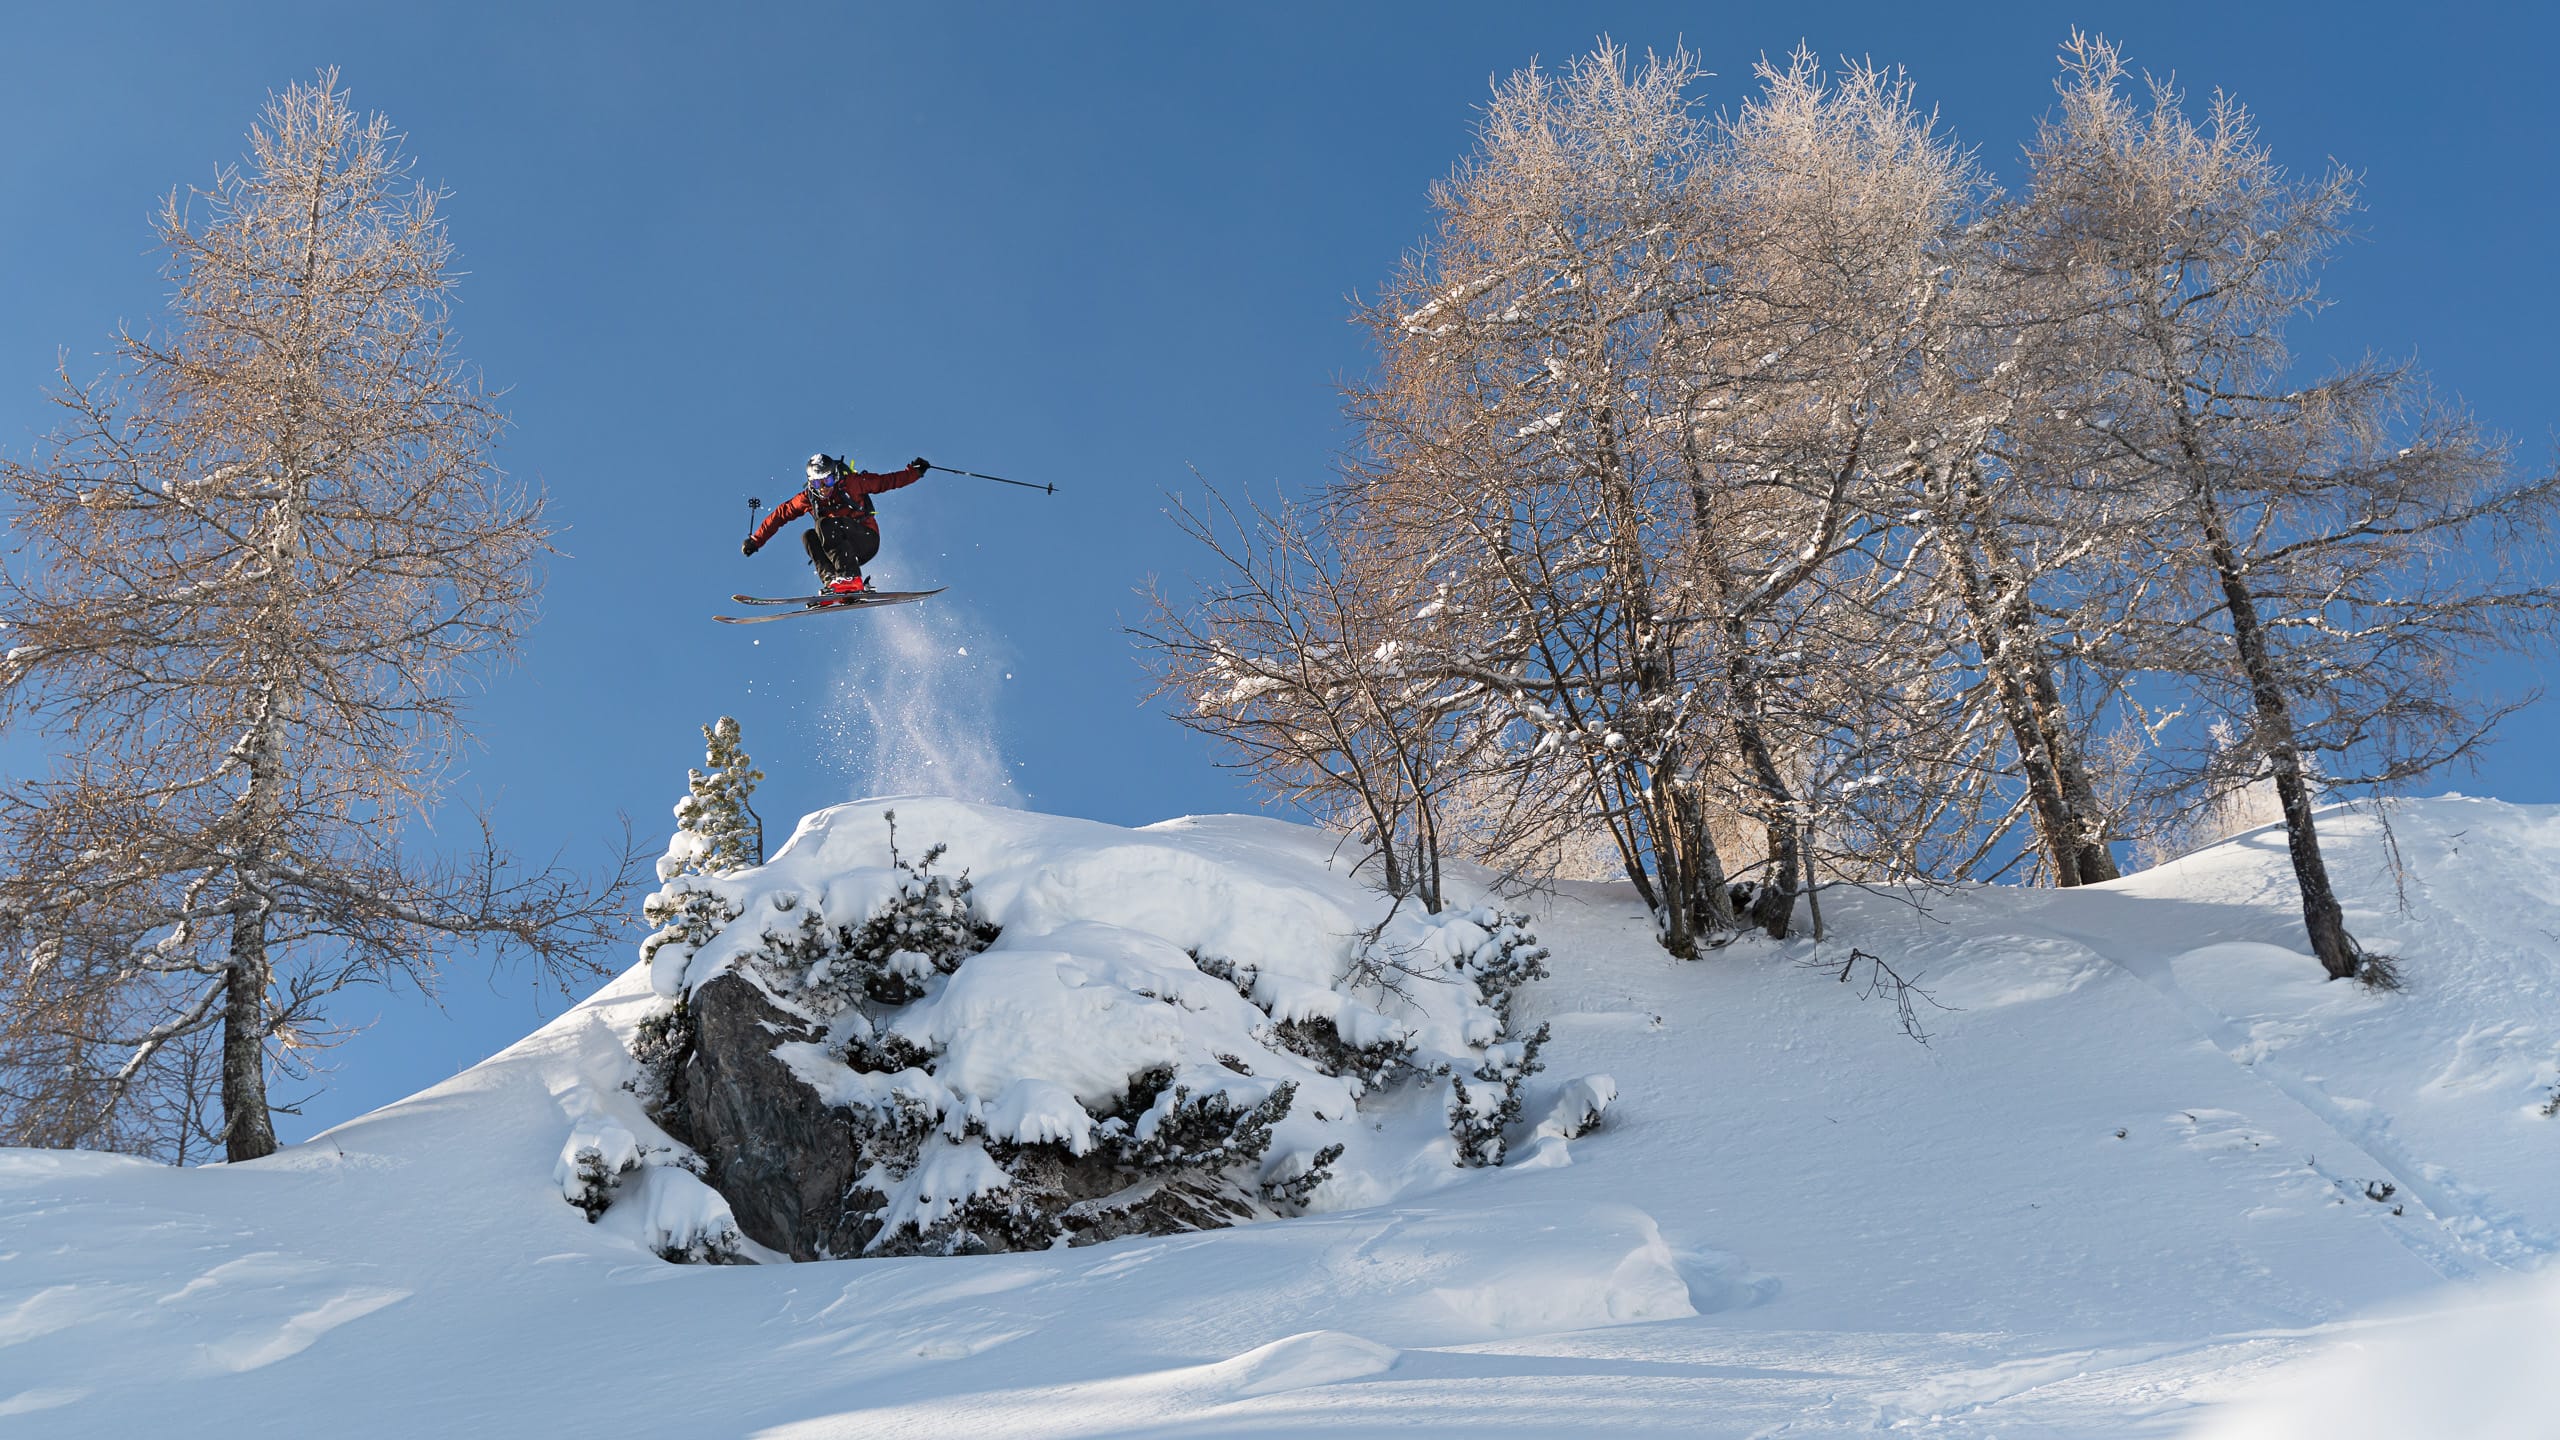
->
xmin=2027 ymin=35 xmax=2560 ymax=980
xmin=0 ymin=73 xmax=635 ymax=1160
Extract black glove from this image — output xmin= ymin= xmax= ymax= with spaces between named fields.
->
xmin=741 ymin=537 xmax=760 ymax=557
xmin=909 ymin=456 xmax=931 ymax=474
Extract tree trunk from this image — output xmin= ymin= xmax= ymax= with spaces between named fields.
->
xmin=1937 ymin=462 xmax=2117 ymax=885
xmin=1645 ymin=773 xmax=1700 ymax=958
xmin=1417 ymin=795 xmax=1445 ymax=916
xmin=1719 ymin=625 xmax=1801 ymax=939
xmin=1946 ymin=526 xmax=2084 ymax=884
xmin=222 ymin=902 xmax=278 ymax=1161
xmin=1679 ymin=457 xmax=1800 ymax=937
xmin=1598 ymin=405 xmax=1714 ymax=956
xmin=1801 ymin=814 xmax=1825 ymax=943
xmin=2192 ymin=483 xmax=2360 ymax=980
xmin=1671 ymin=782 xmax=1737 ymax=937
xmin=2266 ymin=754 xmax=2358 ymax=978
xmin=2022 ymin=660 xmax=2122 ymax=884
xmin=1609 ymin=798 xmax=1664 ymax=915
xmin=225 ymin=696 xmax=287 ymax=1162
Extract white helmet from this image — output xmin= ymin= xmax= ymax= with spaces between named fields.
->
xmin=805 ymin=453 xmax=833 ymax=484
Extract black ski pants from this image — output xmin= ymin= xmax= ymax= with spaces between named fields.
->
xmin=804 ymin=518 xmax=881 ymax=583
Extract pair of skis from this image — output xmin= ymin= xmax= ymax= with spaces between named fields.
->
xmin=713 ymin=588 xmax=946 ymax=625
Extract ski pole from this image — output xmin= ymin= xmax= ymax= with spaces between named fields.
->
xmin=920 ymin=462 xmax=1055 ymax=495
xmin=746 ymin=496 xmax=763 ymax=539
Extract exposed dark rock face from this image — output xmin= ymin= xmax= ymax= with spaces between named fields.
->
xmin=667 ymin=973 xmax=864 ymax=1260
xmin=649 ymin=970 xmax=1297 ymax=1260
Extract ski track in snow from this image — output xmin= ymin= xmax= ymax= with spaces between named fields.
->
xmin=1 ymin=797 xmax=2555 ymax=1436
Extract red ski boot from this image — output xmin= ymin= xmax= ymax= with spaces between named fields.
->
xmin=803 ymin=574 xmax=870 ymax=607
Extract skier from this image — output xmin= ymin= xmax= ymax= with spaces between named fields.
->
xmin=742 ymin=453 xmax=931 ymax=597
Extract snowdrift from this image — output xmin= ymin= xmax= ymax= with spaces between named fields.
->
xmin=0 ymin=795 xmax=2554 ymax=1436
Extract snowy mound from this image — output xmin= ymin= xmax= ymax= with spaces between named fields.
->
xmin=613 ymin=798 xmax=1601 ymax=1257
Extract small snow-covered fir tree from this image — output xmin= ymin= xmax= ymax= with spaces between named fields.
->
xmin=634 ymin=717 xmax=765 ymax=1109
xmin=640 ymin=715 xmax=765 ymax=982
xmin=1440 ymin=911 xmax=1551 ymax=1167
xmin=660 ymin=716 xmax=765 ymax=882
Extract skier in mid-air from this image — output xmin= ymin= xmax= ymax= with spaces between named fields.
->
xmin=742 ymin=452 xmax=931 ymax=598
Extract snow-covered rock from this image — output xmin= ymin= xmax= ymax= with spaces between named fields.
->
xmin=627 ymin=799 xmax=1590 ymax=1257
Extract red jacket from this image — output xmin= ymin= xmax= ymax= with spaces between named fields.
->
xmin=750 ymin=462 xmax=926 ymax=547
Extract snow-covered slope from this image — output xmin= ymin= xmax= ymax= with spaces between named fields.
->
xmin=2 ymin=796 xmax=2554 ymax=1436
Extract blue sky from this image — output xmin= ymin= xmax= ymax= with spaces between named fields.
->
xmin=3 ymin=3 xmax=2554 ymax=1139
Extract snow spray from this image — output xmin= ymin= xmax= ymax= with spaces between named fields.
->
xmin=814 ymin=596 xmax=1019 ymax=805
